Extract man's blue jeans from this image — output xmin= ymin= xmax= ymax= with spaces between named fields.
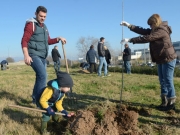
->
xmin=98 ymin=57 xmax=107 ymax=76
xmin=157 ymin=59 xmax=176 ymax=98
xmin=30 ymin=55 xmax=47 ymax=102
xmin=54 ymin=60 xmax=60 ymax=73
xmin=124 ymin=61 xmax=131 ymax=74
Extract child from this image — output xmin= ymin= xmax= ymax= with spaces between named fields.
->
xmin=39 ymin=71 xmax=74 ymax=134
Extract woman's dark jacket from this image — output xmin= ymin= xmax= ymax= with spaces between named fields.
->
xmin=129 ymin=21 xmax=177 ymax=64
xmin=105 ymin=49 xmax=111 ymax=64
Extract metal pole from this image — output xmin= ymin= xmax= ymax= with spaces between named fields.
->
xmin=71 ymin=56 xmax=72 ymax=67
xmin=119 ymin=0 xmax=124 ymax=112
xmin=144 ymin=44 xmax=145 ymax=64
xmin=148 ymin=48 xmax=150 ymax=62
xmin=145 ymin=44 xmax=146 ymax=64
xmin=8 ymin=105 xmax=65 ymax=116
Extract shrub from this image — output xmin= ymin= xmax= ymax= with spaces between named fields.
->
xmin=71 ymin=63 xmax=80 ymax=69
xmin=108 ymin=66 xmax=180 ymax=77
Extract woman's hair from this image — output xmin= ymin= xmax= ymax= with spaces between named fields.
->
xmin=104 ymin=46 xmax=107 ymax=50
xmin=147 ymin=14 xmax=162 ymax=27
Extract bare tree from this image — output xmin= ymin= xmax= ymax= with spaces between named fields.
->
xmin=110 ymin=47 xmax=121 ymax=57
xmin=6 ymin=57 xmax=15 ymax=63
xmin=109 ymin=47 xmax=121 ymax=65
xmin=76 ymin=36 xmax=99 ymax=59
xmin=104 ymin=41 xmax=113 ymax=53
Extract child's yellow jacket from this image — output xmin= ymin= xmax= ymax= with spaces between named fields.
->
xmin=39 ymin=86 xmax=65 ymax=112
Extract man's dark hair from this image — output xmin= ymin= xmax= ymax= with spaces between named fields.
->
xmin=125 ymin=44 xmax=129 ymax=47
xmin=100 ymin=37 xmax=105 ymax=41
xmin=90 ymin=45 xmax=94 ymax=49
xmin=36 ymin=6 xmax=47 ymax=14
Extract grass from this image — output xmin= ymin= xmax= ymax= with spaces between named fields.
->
xmin=0 ymin=64 xmax=180 ymax=134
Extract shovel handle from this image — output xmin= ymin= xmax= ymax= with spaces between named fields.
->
xmin=8 ymin=105 xmax=65 ymax=116
xmin=62 ymin=43 xmax=69 ymax=73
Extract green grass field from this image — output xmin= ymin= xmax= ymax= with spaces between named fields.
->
xmin=0 ymin=65 xmax=180 ymax=135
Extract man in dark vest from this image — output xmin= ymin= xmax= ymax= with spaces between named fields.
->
xmin=51 ymin=45 xmax=61 ymax=73
xmin=21 ymin=6 xmax=66 ymax=105
xmin=1 ymin=60 xmax=8 ymax=70
xmin=123 ymin=44 xmax=131 ymax=74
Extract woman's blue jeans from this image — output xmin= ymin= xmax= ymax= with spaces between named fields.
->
xmin=157 ymin=59 xmax=176 ymax=98
xmin=30 ymin=55 xmax=47 ymax=102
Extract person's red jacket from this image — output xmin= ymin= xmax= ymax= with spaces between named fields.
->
xmin=21 ymin=22 xmax=58 ymax=48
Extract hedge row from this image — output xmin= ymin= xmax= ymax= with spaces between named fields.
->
xmin=108 ymin=66 xmax=180 ymax=77
xmin=52 ymin=63 xmax=180 ymax=77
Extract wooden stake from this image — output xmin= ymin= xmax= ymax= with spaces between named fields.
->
xmin=62 ymin=43 xmax=69 ymax=73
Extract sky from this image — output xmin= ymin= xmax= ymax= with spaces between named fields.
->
xmin=0 ymin=0 xmax=179 ymax=61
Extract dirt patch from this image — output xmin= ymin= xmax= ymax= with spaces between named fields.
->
xmin=68 ymin=105 xmax=143 ymax=135
xmin=167 ymin=116 xmax=180 ymax=126
xmin=127 ymin=106 xmax=152 ymax=116
xmin=70 ymin=110 xmax=96 ymax=135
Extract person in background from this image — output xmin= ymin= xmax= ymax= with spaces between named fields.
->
xmin=122 ymin=44 xmax=131 ymax=74
xmin=86 ymin=45 xmax=99 ymax=73
xmin=121 ymin=14 xmax=177 ymax=111
xmin=97 ymin=37 xmax=108 ymax=77
xmin=1 ymin=60 xmax=8 ymax=70
xmin=39 ymin=71 xmax=74 ymax=134
xmin=46 ymin=59 xmax=50 ymax=66
xmin=51 ymin=45 xmax=61 ymax=73
xmin=104 ymin=46 xmax=111 ymax=71
xmin=21 ymin=6 xmax=66 ymax=105
xmin=80 ymin=62 xmax=89 ymax=70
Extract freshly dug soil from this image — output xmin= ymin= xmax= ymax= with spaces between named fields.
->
xmin=68 ymin=105 xmax=143 ymax=135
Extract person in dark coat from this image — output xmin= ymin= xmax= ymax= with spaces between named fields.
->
xmin=122 ymin=44 xmax=131 ymax=74
xmin=1 ymin=60 xmax=8 ymax=70
xmin=104 ymin=46 xmax=111 ymax=71
xmin=86 ymin=45 xmax=98 ymax=73
xmin=51 ymin=45 xmax=61 ymax=73
xmin=121 ymin=14 xmax=177 ymax=111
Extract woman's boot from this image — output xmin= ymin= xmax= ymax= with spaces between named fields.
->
xmin=156 ymin=95 xmax=168 ymax=110
xmin=163 ymin=98 xmax=176 ymax=111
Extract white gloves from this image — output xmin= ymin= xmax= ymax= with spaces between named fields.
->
xmin=120 ymin=21 xmax=130 ymax=27
xmin=121 ymin=38 xmax=130 ymax=44
xmin=120 ymin=21 xmax=131 ymax=44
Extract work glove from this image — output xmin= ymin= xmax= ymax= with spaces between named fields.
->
xmin=121 ymin=38 xmax=130 ymax=44
xmin=46 ymin=106 xmax=55 ymax=116
xmin=61 ymin=110 xmax=75 ymax=118
xmin=120 ymin=21 xmax=131 ymax=27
